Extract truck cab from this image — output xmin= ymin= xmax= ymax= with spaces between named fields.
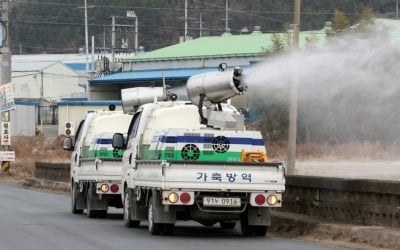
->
xmin=63 ymin=110 xmax=132 ymax=218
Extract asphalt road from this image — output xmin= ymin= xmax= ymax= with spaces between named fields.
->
xmin=0 ymin=182 xmax=348 ymax=250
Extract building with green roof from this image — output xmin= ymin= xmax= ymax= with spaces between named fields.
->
xmin=120 ymin=24 xmax=331 ymax=72
xmin=90 ymin=24 xmax=331 ymax=99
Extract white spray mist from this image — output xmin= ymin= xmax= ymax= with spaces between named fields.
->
xmin=245 ymin=20 xmax=400 ymax=143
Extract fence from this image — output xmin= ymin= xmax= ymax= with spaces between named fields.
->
xmin=282 ymin=176 xmax=400 ymax=227
xmin=34 ymin=162 xmax=70 ymax=182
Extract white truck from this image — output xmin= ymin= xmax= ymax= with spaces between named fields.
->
xmin=63 ymin=109 xmax=132 ymax=218
xmin=112 ymin=65 xmax=286 ymax=236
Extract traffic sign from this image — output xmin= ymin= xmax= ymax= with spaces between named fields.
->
xmin=0 ymin=151 xmax=14 ymax=161
xmin=0 ymin=83 xmax=15 ymax=111
xmin=1 ymin=161 xmax=10 ymax=171
xmin=1 ymin=121 xmax=10 ymax=145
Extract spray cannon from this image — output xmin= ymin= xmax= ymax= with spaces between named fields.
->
xmin=120 ymin=64 xmax=247 ymax=130
xmin=186 ymin=64 xmax=247 ymax=107
xmin=121 ymin=87 xmax=177 ymax=113
xmin=186 ymin=64 xmax=247 ymax=128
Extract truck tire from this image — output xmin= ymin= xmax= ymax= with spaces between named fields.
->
xmin=253 ymin=225 xmax=267 ymax=236
xmin=162 ymin=223 xmax=175 ymax=235
xmin=148 ymin=199 xmax=161 ymax=235
xmin=71 ymin=182 xmax=83 ymax=214
xmin=124 ymin=189 xmax=140 ymax=228
xmin=220 ymin=222 xmax=236 ymax=229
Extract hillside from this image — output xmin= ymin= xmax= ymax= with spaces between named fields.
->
xmin=8 ymin=0 xmax=399 ymax=54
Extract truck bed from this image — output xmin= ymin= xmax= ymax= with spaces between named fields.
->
xmin=131 ymin=160 xmax=285 ymax=192
xmin=77 ymin=158 xmax=123 ymax=182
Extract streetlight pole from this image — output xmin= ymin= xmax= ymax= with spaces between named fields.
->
xmin=287 ymin=0 xmax=301 ymax=175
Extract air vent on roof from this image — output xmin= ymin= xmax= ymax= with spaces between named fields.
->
xmin=221 ymin=28 xmax=232 ymax=37
xmin=251 ymin=26 xmax=262 ymax=35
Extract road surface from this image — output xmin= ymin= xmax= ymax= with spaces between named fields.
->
xmin=0 ymin=182 xmax=348 ymax=250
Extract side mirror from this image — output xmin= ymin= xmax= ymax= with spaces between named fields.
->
xmin=63 ymin=137 xmax=74 ymax=151
xmin=112 ymin=133 xmax=125 ymax=149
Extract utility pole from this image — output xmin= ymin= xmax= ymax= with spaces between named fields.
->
xmin=225 ymin=0 xmax=229 ymax=30
xmin=84 ymin=0 xmax=89 ymax=99
xmin=127 ymin=10 xmax=138 ymax=53
xmin=184 ymin=0 xmax=188 ymax=41
xmin=1 ymin=0 xmax=10 ymax=85
xmin=1 ymin=0 xmax=12 ymax=173
xmin=397 ymin=0 xmax=399 ymax=20
xmin=111 ymin=16 xmax=116 ymax=66
xmin=40 ymin=70 xmax=43 ymax=131
xmin=91 ymin=35 xmax=94 ymax=79
xmin=199 ymin=13 xmax=203 ymax=37
xmin=103 ymin=26 xmax=106 ymax=52
xmin=134 ymin=14 xmax=138 ymax=52
xmin=287 ymin=0 xmax=301 ymax=175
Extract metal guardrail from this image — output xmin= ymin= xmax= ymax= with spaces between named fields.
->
xmin=281 ymin=176 xmax=400 ymax=227
xmin=34 ymin=162 xmax=70 ymax=183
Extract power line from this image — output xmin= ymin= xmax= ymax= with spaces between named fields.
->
xmin=12 ymin=0 xmax=370 ymax=16
xmin=12 ymin=1 xmax=183 ymax=11
xmin=14 ymin=20 xmax=108 ymax=27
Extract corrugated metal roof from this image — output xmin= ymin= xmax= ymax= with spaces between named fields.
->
xmin=122 ymin=28 xmax=328 ymax=63
xmin=121 ymin=19 xmax=400 ymax=63
xmin=57 ymin=100 xmax=122 ymax=106
xmin=90 ymin=67 xmax=218 ymax=84
xmin=15 ymin=101 xmax=40 ymax=106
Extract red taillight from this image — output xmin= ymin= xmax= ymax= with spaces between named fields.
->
xmin=180 ymin=192 xmax=191 ymax=203
xmin=255 ymin=194 xmax=266 ymax=205
xmin=110 ymin=184 xmax=119 ymax=193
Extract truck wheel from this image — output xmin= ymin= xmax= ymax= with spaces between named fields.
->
xmin=162 ymin=223 xmax=175 ymax=235
xmin=253 ymin=226 xmax=267 ymax=236
xmin=124 ymin=189 xmax=140 ymax=228
xmin=148 ymin=199 xmax=161 ymax=235
xmin=96 ymin=210 xmax=107 ymax=218
xmin=71 ymin=182 xmax=83 ymax=214
xmin=220 ymin=222 xmax=236 ymax=229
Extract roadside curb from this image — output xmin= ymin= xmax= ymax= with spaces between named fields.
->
xmin=24 ymin=177 xmax=70 ymax=193
xmin=270 ymin=211 xmax=400 ymax=250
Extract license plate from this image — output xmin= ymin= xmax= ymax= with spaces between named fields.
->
xmin=203 ymin=197 xmax=241 ymax=207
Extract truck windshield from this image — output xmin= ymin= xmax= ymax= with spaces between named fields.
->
xmin=128 ymin=112 xmax=142 ymax=139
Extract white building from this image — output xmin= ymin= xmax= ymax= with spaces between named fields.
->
xmin=12 ymin=55 xmax=86 ymax=101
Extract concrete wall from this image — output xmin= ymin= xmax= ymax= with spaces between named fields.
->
xmin=281 ymin=176 xmax=400 ymax=227
xmin=35 ymin=162 xmax=70 ymax=182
